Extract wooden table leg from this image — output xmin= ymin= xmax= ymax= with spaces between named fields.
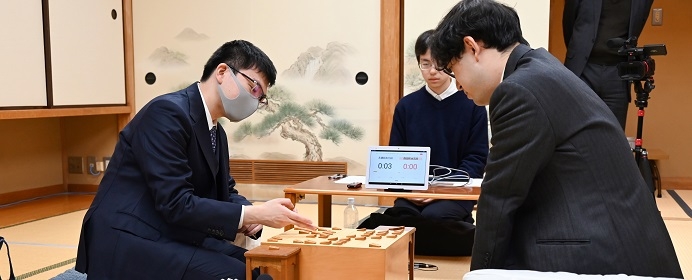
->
xmin=285 ymin=192 xmax=298 ymax=231
xmin=317 ymin=194 xmax=332 ymax=227
xmin=651 ymin=160 xmax=662 ymax=198
xmin=409 ymin=231 xmax=415 ymax=280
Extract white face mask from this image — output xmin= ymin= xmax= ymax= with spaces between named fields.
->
xmin=217 ymin=71 xmax=259 ymax=122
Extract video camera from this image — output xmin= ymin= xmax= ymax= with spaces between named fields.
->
xmin=608 ymin=37 xmax=666 ymax=81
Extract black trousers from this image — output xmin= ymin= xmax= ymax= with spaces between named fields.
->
xmin=580 ymin=63 xmax=629 ymax=130
xmin=182 ymin=237 xmax=259 ymax=280
xmin=394 ymin=198 xmax=475 ymax=223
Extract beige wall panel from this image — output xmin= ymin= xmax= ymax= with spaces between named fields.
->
xmin=49 ymin=0 xmax=125 ymax=106
xmin=133 ymin=0 xmax=381 ymax=175
xmin=0 ymin=0 xmax=47 ymax=107
xmin=0 ymin=119 xmax=62 ymax=194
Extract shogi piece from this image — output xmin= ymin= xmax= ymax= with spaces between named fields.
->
xmin=244 ymin=245 xmax=301 ymax=280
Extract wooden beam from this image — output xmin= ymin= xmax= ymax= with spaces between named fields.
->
xmin=120 ymin=0 xmax=135 ymax=131
xmin=379 ymin=0 xmax=404 ymax=146
xmin=0 ymin=106 xmax=132 ymax=119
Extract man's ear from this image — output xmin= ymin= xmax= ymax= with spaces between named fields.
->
xmin=215 ymin=63 xmax=228 ymax=84
xmin=463 ymin=36 xmax=481 ymax=61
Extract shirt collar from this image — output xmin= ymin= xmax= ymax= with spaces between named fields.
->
xmin=425 ymin=79 xmax=458 ymax=101
xmin=197 ymin=82 xmax=215 ymax=130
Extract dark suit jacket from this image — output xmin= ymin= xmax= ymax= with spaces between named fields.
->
xmin=470 ymin=44 xmax=682 ymax=278
xmin=563 ymin=0 xmax=654 ymax=76
xmin=76 ymin=83 xmax=253 ymax=279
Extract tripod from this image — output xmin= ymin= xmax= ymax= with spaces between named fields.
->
xmin=630 ymin=77 xmax=658 ymax=197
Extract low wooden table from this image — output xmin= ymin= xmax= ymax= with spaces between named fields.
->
xmin=284 ymin=176 xmax=481 ymax=228
xmin=251 ymin=226 xmax=415 ymax=280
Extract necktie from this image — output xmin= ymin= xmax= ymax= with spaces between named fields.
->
xmin=210 ymin=126 xmax=217 ymax=153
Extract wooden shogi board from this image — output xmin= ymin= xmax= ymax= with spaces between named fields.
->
xmin=262 ymin=226 xmax=415 ymax=280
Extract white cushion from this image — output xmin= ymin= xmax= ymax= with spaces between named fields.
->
xmin=463 ymin=269 xmax=683 ymax=280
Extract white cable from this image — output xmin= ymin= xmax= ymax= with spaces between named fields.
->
xmin=428 ymin=164 xmax=471 ymax=186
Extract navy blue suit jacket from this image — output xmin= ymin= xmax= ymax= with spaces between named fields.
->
xmin=76 ymin=83 xmax=253 ymax=279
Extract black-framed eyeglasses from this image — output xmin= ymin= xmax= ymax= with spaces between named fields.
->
xmin=435 ymin=65 xmax=456 ymax=79
xmin=227 ymin=65 xmax=268 ymax=106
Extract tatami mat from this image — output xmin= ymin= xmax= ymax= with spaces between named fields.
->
xmin=658 ymin=190 xmax=692 ymax=220
xmin=1 ymin=190 xmax=690 ymax=279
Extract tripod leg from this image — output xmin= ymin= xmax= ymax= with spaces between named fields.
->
xmin=638 ymin=154 xmax=655 ymax=195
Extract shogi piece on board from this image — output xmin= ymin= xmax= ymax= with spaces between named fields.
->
xmin=244 ymin=245 xmax=301 ymax=280
xmin=262 ymin=226 xmax=416 ymax=280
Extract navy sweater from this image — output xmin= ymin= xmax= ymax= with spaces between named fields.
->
xmin=389 ymin=87 xmax=489 ymax=178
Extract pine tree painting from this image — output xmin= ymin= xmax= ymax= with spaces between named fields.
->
xmin=232 ymin=85 xmax=364 ymax=161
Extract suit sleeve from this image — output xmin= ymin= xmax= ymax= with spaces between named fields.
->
xmin=470 ymin=82 xmax=555 ymax=270
xmin=562 ymin=0 xmax=578 ymax=47
xmin=131 ymin=99 xmax=241 ymax=241
xmin=458 ymin=105 xmax=489 ymax=178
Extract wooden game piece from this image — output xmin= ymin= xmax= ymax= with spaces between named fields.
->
xmin=268 ymin=245 xmax=280 ymax=250
xmin=328 ymin=237 xmax=338 ymax=241
xmin=293 ymin=240 xmax=304 ymax=243
xmin=304 ymin=240 xmax=316 ymax=244
xmin=355 ymin=236 xmax=366 ymax=241
xmin=371 ymin=236 xmax=382 ymax=239
xmin=299 ymin=230 xmax=310 ymax=234
xmin=307 ymin=234 xmax=317 ymax=238
xmin=331 ymin=227 xmax=342 ymax=230
xmin=386 ymin=235 xmax=397 ymax=238
xmin=346 ymin=234 xmax=356 ymax=238
xmin=357 ymin=228 xmax=367 ymax=231
xmin=369 ymin=243 xmax=381 ymax=248
xmin=320 ymin=241 xmax=331 ymax=245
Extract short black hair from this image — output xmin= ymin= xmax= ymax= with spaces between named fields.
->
xmin=200 ymin=40 xmax=277 ymax=87
xmin=414 ymin=29 xmax=435 ymax=63
xmin=430 ymin=0 xmax=529 ymax=69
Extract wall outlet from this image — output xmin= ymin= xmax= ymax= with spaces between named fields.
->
xmin=87 ymin=156 xmax=99 ymax=175
xmin=68 ymin=156 xmax=83 ymax=174
xmin=104 ymin=157 xmax=111 ymax=170
xmin=652 ymin=8 xmax=663 ymax=26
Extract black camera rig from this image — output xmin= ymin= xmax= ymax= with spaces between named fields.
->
xmin=609 ymin=37 xmax=667 ymax=197
xmin=611 ymin=37 xmax=666 ymax=81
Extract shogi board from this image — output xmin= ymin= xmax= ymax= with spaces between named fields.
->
xmin=262 ymin=226 xmax=415 ymax=280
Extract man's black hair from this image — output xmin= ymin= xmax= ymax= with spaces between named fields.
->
xmin=431 ymin=0 xmax=529 ymax=68
xmin=414 ymin=29 xmax=435 ymax=63
xmin=200 ymin=40 xmax=277 ymax=87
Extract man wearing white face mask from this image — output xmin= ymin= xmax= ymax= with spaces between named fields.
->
xmin=76 ymin=40 xmax=315 ymax=280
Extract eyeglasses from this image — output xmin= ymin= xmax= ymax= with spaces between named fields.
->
xmin=418 ymin=62 xmax=437 ymax=71
xmin=227 ymin=65 xmax=268 ymax=107
xmin=420 ymin=62 xmax=456 ymax=78
xmin=435 ymin=65 xmax=456 ymax=79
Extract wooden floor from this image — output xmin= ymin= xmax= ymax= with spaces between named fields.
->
xmin=0 ymin=194 xmax=94 ymax=228
xmin=1 ymin=191 xmax=691 ymax=279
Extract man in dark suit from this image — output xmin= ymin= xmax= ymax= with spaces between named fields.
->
xmin=430 ymin=0 xmax=682 ymax=277
xmin=76 ymin=40 xmax=315 ymax=280
xmin=563 ymin=0 xmax=654 ymax=130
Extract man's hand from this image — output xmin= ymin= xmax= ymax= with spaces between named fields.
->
xmin=242 ymin=198 xmax=316 ymax=230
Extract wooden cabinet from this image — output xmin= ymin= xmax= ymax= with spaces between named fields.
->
xmin=0 ymin=0 xmax=47 ymax=107
xmin=48 ymin=0 xmax=126 ymax=106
